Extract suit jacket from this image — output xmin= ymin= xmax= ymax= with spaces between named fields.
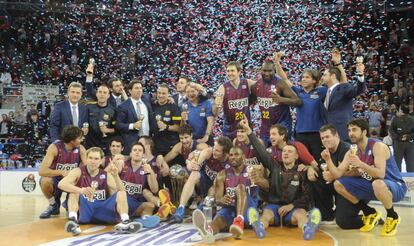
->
xmin=37 ymin=101 xmax=51 ymax=118
xmin=116 ymin=97 xmax=155 ymax=154
xmin=325 ymin=80 xmax=367 ymax=141
xmin=49 ymin=100 xmax=88 ymax=142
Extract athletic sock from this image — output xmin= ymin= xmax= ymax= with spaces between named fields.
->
xmin=120 ymin=213 xmax=129 ymax=222
xmin=68 ymin=212 xmax=77 ymax=221
xmin=48 ymin=197 xmax=56 ymax=205
xmin=386 ymin=207 xmax=398 ymax=219
xmin=357 ymin=201 xmax=376 ymax=215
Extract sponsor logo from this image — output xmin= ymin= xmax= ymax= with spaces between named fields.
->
xmin=122 ymin=181 xmax=143 ymax=195
xmin=83 ymin=190 xmax=106 ymax=201
xmin=227 ymin=98 xmax=248 ymax=110
xmin=56 ymin=163 xmax=78 ymax=171
xmin=245 ymin=157 xmax=259 ymax=166
xmin=41 ymin=223 xmax=216 ymax=246
xmin=257 ymin=97 xmax=277 ymax=109
xmin=21 ymin=174 xmax=36 ymax=193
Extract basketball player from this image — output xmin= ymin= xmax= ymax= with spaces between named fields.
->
xmin=172 ymin=137 xmax=233 ymax=223
xmin=212 ymin=61 xmax=256 ymax=139
xmin=192 ymin=146 xmax=261 ymax=243
xmin=233 ymin=123 xmax=261 ymax=166
xmin=251 ymin=59 xmax=302 ymax=144
xmin=58 ymin=147 xmax=141 ymax=235
xmin=164 ymin=124 xmax=209 ymax=164
xmin=119 ymin=142 xmax=162 ymax=227
xmin=38 ymin=126 xmax=87 ymax=219
xmin=328 ymin=119 xmax=407 ymax=236
xmin=102 ymin=137 xmax=124 ymax=169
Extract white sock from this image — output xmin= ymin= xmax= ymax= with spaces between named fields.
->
xmin=237 ymin=215 xmax=244 ymax=221
xmin=121 ymin=213 xmax=129 ymax=222
xmin=179 ymin=204 xmax=185 ymax=209
xmin=156 ymin=200 xmax=160 ymax=207
xmin=48 ymin=197 xmax=56 ymax=205
xmin=69 ymin=212 xmax=77 ymax=221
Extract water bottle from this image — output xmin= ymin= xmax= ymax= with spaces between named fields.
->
xmin=203 ymin=196 xmax=215 ymax=222
xmin=203 ymin=205 xmax=213 ymax=222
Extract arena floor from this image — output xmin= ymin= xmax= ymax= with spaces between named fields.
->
xmin=0 ymin=196 xmax=412 ymax=246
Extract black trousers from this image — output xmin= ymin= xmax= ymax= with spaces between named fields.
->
xmin=295 ymin=132 xmax=323 ymax=163
xmin=312 ymin=176 xmax=364 ymax=229
xmin=393 ymin=141 xmax=414 ymax=172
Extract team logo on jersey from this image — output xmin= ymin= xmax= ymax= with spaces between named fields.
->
xmin=165 ymin=110 xmax=171 ymax=116
xmin=257 ymin=97 xmax=277 ymax=109
xmin=21 ymin=174 xmax=36 ymax=193
xmin=242 ymin=85 xmax=247 ymax=89
xmin=140 ymin=170 xmax=145 ymax=175
xmin=73 ymin=149 xmax=79 ymax=154
xmin=228 ymin=98 xmax=248 ymax=110
xmin=99 ymin=174 xmax=106 ymax=180
xmin=243 ymin=172 xmax=248 ymax=178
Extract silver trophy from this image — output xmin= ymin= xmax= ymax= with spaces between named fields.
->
xmin=155 ymin=114 xmax=164 ymax=131
xmin=169 ymin=164 xmax=188 ymax=206
xmin=246 ymin=165 xmax=256 ymax=187
xmin=83 ymin=122 xmax=89 ymax=129
xmin=182 ymin=103 xmax=188 ymax=112
xmin=270 ymin=84 xmax=277 ymax=94
xmin=356 ymin=56 xmax=363 ymax=64
xmin=138 ymin=114 xmax=145 ymax=121
xmin=99 ymin=121 xmax=108 ymax=137
xmin=320 ymin=163 xmax=330 ymax=184
xmin=88 ymin=180 xmax=99 ymax=202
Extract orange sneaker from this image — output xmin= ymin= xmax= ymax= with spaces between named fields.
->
xmin=156 ymin=204 xmax=171 ymax=221
xmin=229 ymin=215 xmax=244 ymax=239
xmin=158 ymin=189 xmax=171 ymax=206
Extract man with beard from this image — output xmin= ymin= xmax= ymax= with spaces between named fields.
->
xmin=172 ymin=136 xmax=233 ymax=223
xmin=192 ymin=146 xmax=261 ymax=243
xmin=212 ymin=61 xmax=256 ymax=139
xmin=251 ymin=59 xmax=302 ymax=145
xmin=329 ymin=119 xmax=407 ymax=236
xmin=164 ymin=124 xmax=209 ymax=165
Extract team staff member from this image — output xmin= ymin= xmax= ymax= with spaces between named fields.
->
xmin=152 ymin=83 xmax=181 ymax=156
xmin=85 ymin=84 xmax=117 ymax=155
xmin=181 ymin=82 xmax=214 ymax=145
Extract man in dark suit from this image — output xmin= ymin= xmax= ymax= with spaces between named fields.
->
xmin=37 ymin=96 xmax=51 ymax=120
xmin=49 ymin=82 xmax=89 ymax=142
xmin=172 ymin=76 xmax=189 ymax=108
xmin=321 ymin=63 xmax=366 ymax=141
xmin=116 ymin=79 xmax=155 ymax=154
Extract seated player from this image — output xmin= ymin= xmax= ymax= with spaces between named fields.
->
xmin=172 ymin=136 xmax=233 ymax=223
xmin=58 ymin=147 xmax=141 ymax=235
xmin=328 ymin=119 xmax=407 ymax=236
xmin=164 ymin=124 xmax=209 ymax=165
xmin=119 ymin=141 xmax=162 ymax=228
xmin=192 ymin=146 xmax=260 ymax=243
xmin=38 ymin=125 xmax=87 ymax=218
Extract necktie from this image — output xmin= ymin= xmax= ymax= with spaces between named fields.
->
xmin=136 ymin=102 xmax=143 ymax=135
xmin=116 ymin=97 xmax=122 ymax=107
xmin=72 ymin=106 xmax=78 ymax=126
xmin=325 ymin=89 xmax=331 ymax=109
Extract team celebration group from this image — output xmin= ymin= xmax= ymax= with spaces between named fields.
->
xmin=37 ymin=50 xmax=407 ymax=243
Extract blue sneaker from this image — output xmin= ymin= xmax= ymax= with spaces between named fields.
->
xmin=172 ymin=206 xmax=185 ymax=223
xmin=39 ymin=203 xmax=60 ymax=219
xmin=303 ymin=208 xmax=321 ymax=240
xmin=134 ymin=215 xmax=160 ymax=228
xmin=247 ymin=207 xmax=266 ymax=239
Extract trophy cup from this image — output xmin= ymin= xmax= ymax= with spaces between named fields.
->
xmin=83 ymin=122 xmax=89 ymax=129
xmin=182 ymin=103 xmax=188 ymax=112
xmin=356 ymin=56 xmax=363 ymax=64
xmin=246 ymin=165 xmax=256 ymax=187
xmin=99 ymin=121 xmax=108 ymax=137
xmin=86 ymin=58 xmax=95 ymax=74
xmin=88 ymin=180 xmax=99 ymax=202
xmin=169 ymin=164 xmax=188 ymax=206
xmin=155 ymin=114 xmax=163 ymax=131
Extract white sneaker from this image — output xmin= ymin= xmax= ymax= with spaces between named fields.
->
xmin=114 ymin=220 xmax=142 ymax=234
xmin=64 ymin=219 xmax=81 ymax=236
xmin=192 ymin=209 xmax=215 ymax=244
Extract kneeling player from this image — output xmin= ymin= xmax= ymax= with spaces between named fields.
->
xmin=58 ymin=147 xmax=140 ymax=235
xmin=192 ymin=146 xmax=259 ymax=243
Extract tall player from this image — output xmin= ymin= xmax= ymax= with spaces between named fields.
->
xmin=172 ymin=137 xmax=233 ymax=223
xmin=38 ymin=125 xmax=87 ymax=218
xmin=58 ymin=147 xmax=141 ymax=235
xmin=192 ymin=146 xmax=261 ymax=243
xmin=252 ymin=58 xmax=302 ymax=145
xmin=212 ymin=61 xmax=256 ymax=139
